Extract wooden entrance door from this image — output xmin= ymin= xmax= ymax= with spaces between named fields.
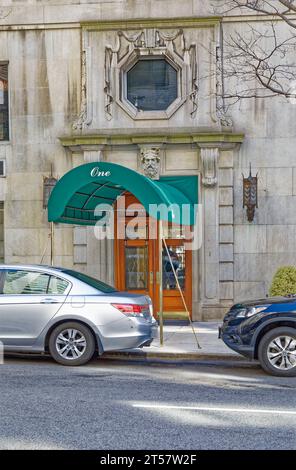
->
xmin=114 ymin=193 xmax=192 ymax=318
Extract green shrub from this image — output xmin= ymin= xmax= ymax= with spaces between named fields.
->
xmin=269 ymin=266 xmax=296 ymax=296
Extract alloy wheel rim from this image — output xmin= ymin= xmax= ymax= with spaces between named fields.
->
xmin=55 ymin=328 xmax=87 ymax=360
xmin=267 ymin=335 xmax=296 ymax=370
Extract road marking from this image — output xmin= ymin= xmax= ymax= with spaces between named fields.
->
xmin=133 ymin=404 xmax=296 ymax=416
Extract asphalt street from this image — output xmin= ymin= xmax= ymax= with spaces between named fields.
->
xmin=0 ymin=355 xmax=296 ymax=450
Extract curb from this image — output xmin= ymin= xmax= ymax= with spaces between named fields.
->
xmin=102 ymin=350 xmax=248 ymax=363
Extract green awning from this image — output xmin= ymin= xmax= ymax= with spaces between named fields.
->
xmin=48 ymin=162 xmax=198 ymax=226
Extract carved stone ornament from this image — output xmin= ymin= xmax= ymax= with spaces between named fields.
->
xmin=72 ymin=50 xmax=88 ymax=130
xmin=188 ymin=44 xmax=198 ymax=118
xmin=104 ymin=46 xmax=114 ymax=121
xmin=73 ymin=33 xmax=93 ymax=131
xmin=104 ymin=28 xmax=198 ymax=120
xmin=140 ymin=147 xmax=161 ymax=180
xmin=200 ymin=147 xmax=219 ymax=187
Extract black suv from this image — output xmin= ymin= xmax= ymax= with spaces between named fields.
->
xmin=220 ymin=296 xmax=296 ymax=376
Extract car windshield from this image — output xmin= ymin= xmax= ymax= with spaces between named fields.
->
xmin=62 ymin=269 xmax=117 ymax=293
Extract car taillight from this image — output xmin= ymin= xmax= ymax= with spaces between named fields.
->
xmin=112 ymin=303 xmax=150 ymax=317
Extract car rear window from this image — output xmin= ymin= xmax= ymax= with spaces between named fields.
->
xmin=62 ymin=269 xmax=117 ymax=293
xmin=3 ymin=270 xmax=50 ymax=295
xmin=0 ymin=270 xmax=70 ymax=295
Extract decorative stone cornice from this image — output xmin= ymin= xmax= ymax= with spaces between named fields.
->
xmin=59 ymin=130 xmax=244 ymax=151
xmin=81 ymin=17 xmax=222 ymax=32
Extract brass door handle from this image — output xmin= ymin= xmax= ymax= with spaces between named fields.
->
xmin=150 ymin=271 xmax=153 ymax=284
xmin=156 ymin=272 xmax=160 ymax=284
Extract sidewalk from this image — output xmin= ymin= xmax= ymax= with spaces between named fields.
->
xmin=103 ymin=322 xmax=247 ymax=363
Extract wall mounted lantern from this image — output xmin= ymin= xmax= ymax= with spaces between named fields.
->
xmin=243 ymin=164 xmax=258 ymax=222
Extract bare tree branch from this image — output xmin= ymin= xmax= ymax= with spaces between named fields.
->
xmin=213 ymin=1 xmax=296 ymax=105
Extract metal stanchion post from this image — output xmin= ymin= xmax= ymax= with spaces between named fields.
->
xmin=158 ymin=220 xmax=164 ymax=346
xmin=50 ymin=221 xmax=54 ymax=266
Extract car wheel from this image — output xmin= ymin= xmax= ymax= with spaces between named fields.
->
xmin=258 ymin=327 xmax=296 ymax=377
xmin=49 ymin=322 xmax=96 ymax=366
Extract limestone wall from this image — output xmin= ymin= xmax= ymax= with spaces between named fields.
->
xmin=222 ymin=19 xmax=296 ymax=303
xmin=0 ymin=27 xmax=81 ymax=265
xmin=0 ymin=1 xmax=213 ymax=25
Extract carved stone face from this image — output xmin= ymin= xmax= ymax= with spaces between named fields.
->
xmin=140 ymin=148 xmax=160 ymax=179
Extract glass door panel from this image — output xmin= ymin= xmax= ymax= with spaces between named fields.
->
xmin=125 ymin=245 xmax=148 ymax=290
xmin=162 ymin=245 xmax=185 ymax=290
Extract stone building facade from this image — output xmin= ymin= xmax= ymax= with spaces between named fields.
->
xmin=0 ymin=1 xmax=295 ymax=320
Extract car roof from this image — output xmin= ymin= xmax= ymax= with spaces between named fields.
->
xmin=0 ymin=264 xmax=66 ymax=273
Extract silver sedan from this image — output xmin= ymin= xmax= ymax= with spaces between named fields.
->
xmin=0 ymin=265 xmax=158 ymax=365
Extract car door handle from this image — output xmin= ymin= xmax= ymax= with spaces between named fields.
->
xmin=40 ymin=298 xmax=59 ymax=304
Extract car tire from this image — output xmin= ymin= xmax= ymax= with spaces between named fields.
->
xmin=258 ymin=327 xmax=296 ymax=377
xmin=49 ymin=322 xmax=96 ymax=366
